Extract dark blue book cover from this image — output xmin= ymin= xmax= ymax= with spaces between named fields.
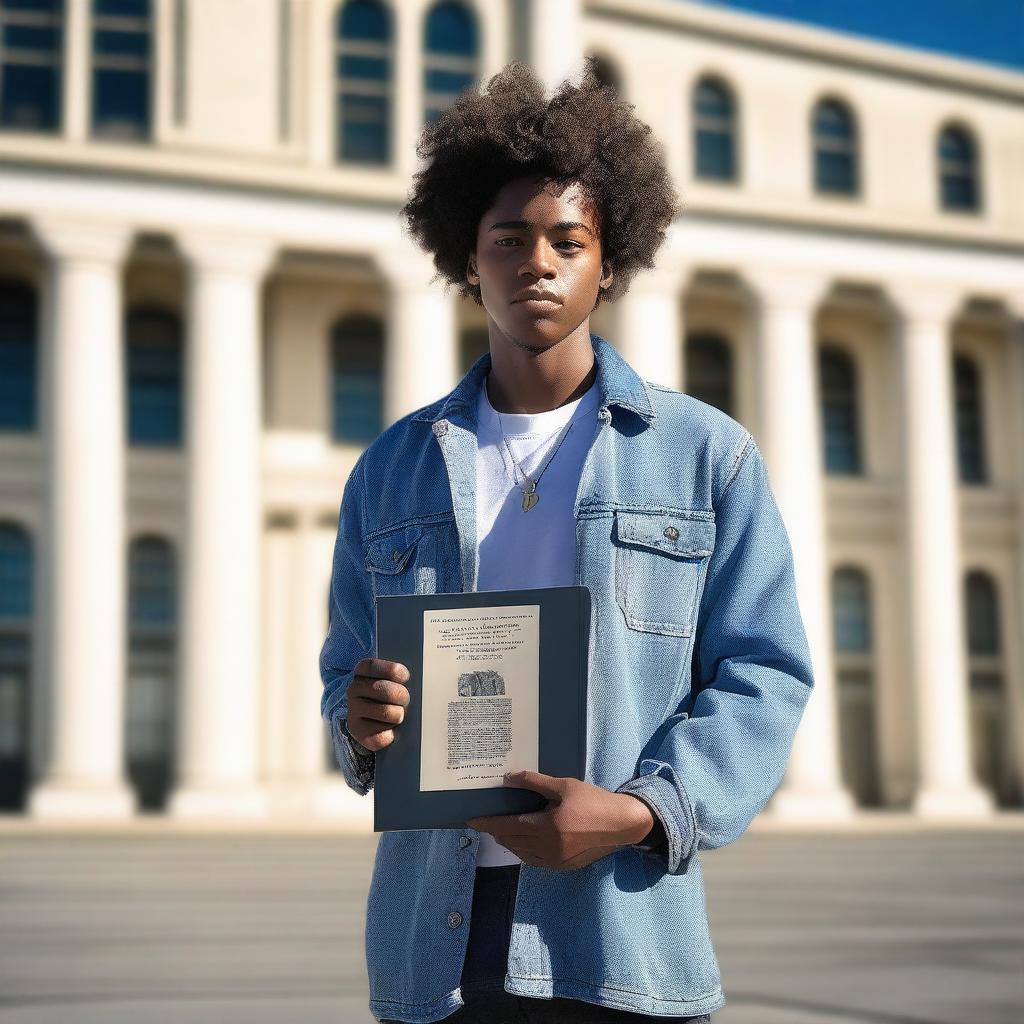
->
xmin=373 ymin=586 xmax=591 ymax=831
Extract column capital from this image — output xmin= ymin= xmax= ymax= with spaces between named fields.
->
xmin=741 ymin=265 xmax=832 ymax=312
xmin=372 ymin=241 xmax=444 ymax=292
xmin=1002 ymin=289 xmax=1024 ymax=321
xmin=177 ymin=231 xmax=278 ymax=280
xmin=621 ymin=258 xmax=692 ymax=298
xmin=888 ymin=278 xmax=966 ymax=326
xmin=34 ymin=217 xmax=133 ymax=266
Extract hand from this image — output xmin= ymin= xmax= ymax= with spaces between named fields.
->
xmin=344 ymin=658 xmax=411 ymax=752
xmin=466 ymin=770 xmax=656 ymax=871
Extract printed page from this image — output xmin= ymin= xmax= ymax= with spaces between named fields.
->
xmin=419 ymin=604 xmax=540 ymax=792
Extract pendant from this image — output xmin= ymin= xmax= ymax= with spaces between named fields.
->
xmin=521 ymin=478 xmax=538 ymax=512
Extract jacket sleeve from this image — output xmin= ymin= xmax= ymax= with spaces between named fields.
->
xmin=615 ymin=432 xmax=814 ymax=875
xmin=319 ymin=449 xmax=377 ymax=796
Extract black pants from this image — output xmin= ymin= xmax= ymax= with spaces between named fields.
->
xmin=384 ymin=864 xmax=713 ymax=1023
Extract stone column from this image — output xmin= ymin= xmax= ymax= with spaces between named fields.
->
xmin=62 ymin=0 xmax=89 ymax=141
xmin=1007 ymin=291 xmax=1024 ymax=808
xmin=373 ymin=243 xmax=457 ymax=426
xmin=395 ymin=0 xmax=428 ymax=181
xmin=890 ymin=281 xmax=992 ymax=817
xmin=525 ymin=0 xmax=584 ymax=95
xmin=612 ymin=263 xmax=689 ymax=391
xmin=745 ymin=266 xmax=855 ymax=819
xmin=168 ymin=233 xmax=276 ymax=819
xmin=28 ymin=219 xmax=135 ymax=819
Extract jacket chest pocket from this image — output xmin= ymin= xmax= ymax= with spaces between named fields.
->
xmin=612 ymin=510 xmax=716 ymax=637
xmin=365 ymin=520 xmax=444 ymax=598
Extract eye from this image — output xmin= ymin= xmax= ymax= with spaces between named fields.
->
xmin=493 ymin=238 xmax=583 ymax=250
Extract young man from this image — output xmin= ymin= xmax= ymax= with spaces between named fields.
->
xmin=320 ymin=61 xmax=813 ymax=1023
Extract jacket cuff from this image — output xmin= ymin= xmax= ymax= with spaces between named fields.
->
xmin=329 ymin=710 xmax=376 ymax=795
xmin=616 ymin=762 xmax=697 ymax=874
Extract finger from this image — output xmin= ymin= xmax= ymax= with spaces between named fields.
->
xmin=349 ymin=695 xmax=405 ymax=726
xmin=502 ymin=770 xmax=565 ymax=801
xmin=354 ymin=658 xmax=410 ymax=685
xmin=353 ymin=677 xmax=410 ymax=707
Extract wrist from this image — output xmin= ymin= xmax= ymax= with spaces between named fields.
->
xmin=618 ymin=792 xmax=656 ymax=845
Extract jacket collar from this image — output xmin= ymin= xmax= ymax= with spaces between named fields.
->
xmin=410 ymin=332 xmax=657 ymax=428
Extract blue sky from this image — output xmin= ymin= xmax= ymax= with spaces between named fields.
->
xmin=693 ymin=0 xmax=1024 ymax=72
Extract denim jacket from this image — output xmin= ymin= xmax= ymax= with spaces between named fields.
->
xmin=320 ymin=332 xmax=814 ymax=1022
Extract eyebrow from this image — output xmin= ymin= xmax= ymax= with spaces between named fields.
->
xmin=487 ymin=219 xmax=594 ymax=237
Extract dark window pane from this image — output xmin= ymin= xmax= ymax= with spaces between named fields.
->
xmin=685 ymin=333 xmax=732 ymax=416
xmin=965 ymin=572 xmax=999 ymax=655
xmin=127 ymin=308 xmax=182 ymax=446
xmin=954 ymin=355 xmax=986 ymax=483
xmin=816 ymin=150 xmax=856 ymax=193
xmin=0 ymin=280 xmax=37 ymax=430
xmin=129 ymin=537 xmax=176 ymax=626
xmin=0 ymin=64 xmax=60 ymax=130
xmin=833 ymin=568 xmax=871 ymax=652
xmin=939 ymin=126 xmax=979 ymax=213
xmin=424 ymin=68 xmax=474 ymax=94
xmin=92 ymin=66 xmax=150 ymax=138
xmin=3 ymin=22 xmax=60 ymax=47
xmin=814 ymin=100 xmax=853 ymax=139
xmin=425 ymin=1 xmax=475 ymax=54
xmin=0 ymin=524 xmax=32 ymax=619
xmin=942 ymin=174 xmax=978 ymax=210
xmin=820 ymin=347 xmax=861 ymax=474
xmin=695 ymin=129 xmax=734 ymax=180
xmin=338 ymin=0 xmax=390 ymax=41
xmin=93 ymin=27 xmax=149 ymax=56
xmin=338 ymin=92 xmax=389 ymax=162
xmin=94 ymin=0 xmax=149 ymax=15
xmin=338 ymin=53 xmax=389 ymax=81
xmin=332 ymin=316 xmax=383 ymax=443
xmin=695 ymin=79 xmax=731 ymax=119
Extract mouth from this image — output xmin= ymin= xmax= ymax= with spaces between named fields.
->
xmin=516 ymin=297 xmax=561 ymax=307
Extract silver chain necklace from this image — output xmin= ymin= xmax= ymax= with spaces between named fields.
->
xmin=494 ymin=403 xmax=576 ymax=513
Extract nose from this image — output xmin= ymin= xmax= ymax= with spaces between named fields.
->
xmin=519 ymin=237 xmax=557 ymax=280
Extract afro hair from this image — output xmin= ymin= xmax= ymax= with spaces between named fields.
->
xmin=399 ymin=57 xmax=680 ymax=308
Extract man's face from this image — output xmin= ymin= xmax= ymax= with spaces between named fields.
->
xmin=466 ymin=175 xmax=613 ymax=352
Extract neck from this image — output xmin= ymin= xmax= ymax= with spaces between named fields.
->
xmin=485 ymin=324 xmax=597 ymax=414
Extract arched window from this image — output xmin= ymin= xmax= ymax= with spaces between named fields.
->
xmin=965 ymin=571 xmax=1019 ymax=806
xmin=693 ymin=76 xmax=736 ymax=182
xmin=0 ymin=522 xmax=33 ymax=811
xmin=685 ymin=332 xmax=733 ymax=417
xmin=819 ymin=344 xmax=862 ymax=474
xmin=0 ymin=0 xmax=63 ymax=131
xmin=0 ymin=278 xmax=38 ymax=431
xmin=91 ymin=0 xmax=152 ymax=141
xmin=335 ymin=0 xmax=393 ymax=164
xmin=832 ymin=566 xmax=881 ymax=806
xmin=422 ymin=1 xmax=477 ymax=126
xmin=127 ymin=306 xmax=183 ymax=447
xmin=938 ymin=124 xmax=980 ymax=213
xmin=813 ymin=98 xmax=858 ymax=196
xmin=126 ymin=535 xmax=177 ymax=810
xmin=331 ymin=313 xmax=383 ymax=443
xmin=459 ymin=326 xmax=489 ymax=376
xmin=953 ymin=353 xmax=986 ymax=484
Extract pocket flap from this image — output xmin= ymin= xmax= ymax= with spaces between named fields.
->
xmin=365 ymin=525 xmax=424 ymax=574
xmin=614 ymin=511 xmax=715 ymax=559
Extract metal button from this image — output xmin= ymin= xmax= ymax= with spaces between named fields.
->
xmin=447 ymin=911 xmax=463 ymax=928
xmin=459 ymin=836 xmax=471 ymax=848
xmin=432 ymin=419 xmax=449 ymax=437
xmin=392 ymin=550 xmax=402 ymax=563
xmin=663 ymin=526 xmax=679 ymax=541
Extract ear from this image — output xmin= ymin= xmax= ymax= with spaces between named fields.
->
xmin=466 ymin=253 xmax=479 ymax=286
xmin=600 ymin=258 xmax=613 ymax=293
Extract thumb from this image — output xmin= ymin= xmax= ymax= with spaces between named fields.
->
xmin=503 ymin=769 xmax=565 ymax=801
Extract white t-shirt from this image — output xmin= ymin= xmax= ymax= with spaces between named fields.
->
xmin=473 ymin=369 xmax=601 ymax=866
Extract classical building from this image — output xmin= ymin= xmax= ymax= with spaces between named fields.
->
xmin=1 ymin=0 xmax=1022 ymax=825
